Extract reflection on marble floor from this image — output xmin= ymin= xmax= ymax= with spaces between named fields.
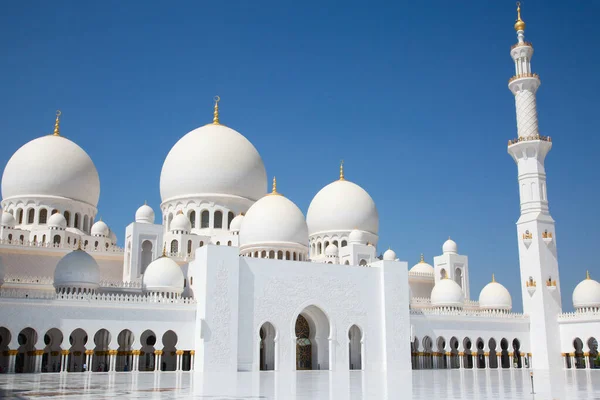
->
xmin=0 ymin=369 xmax=598 ymax=399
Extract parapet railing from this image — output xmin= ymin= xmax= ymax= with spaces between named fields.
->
xmin=0 ymin=289 xmax=195 ymax=305
xmin=410 ymin=308 xmax=527 ymax=319
xmin=558 ymin=309 xmax=600 ymax=321
xmin=0 ymin=239 xmax=124 ymax=254
xmin=2 ymin=276 xmax=143 ymax=290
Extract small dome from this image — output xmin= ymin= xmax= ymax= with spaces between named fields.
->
xmin=229 ymin=214 xmax=244 ymax=233
xmin=143 ymin=256 xmax=184 ymax=294
xmin=48 ymin=213 xmax=67 ymax=229
xmin=410 ymin=254 xmax=434 ymax=274
xmin=91 ymin=220 xmax=110 ymax=237
xmin=442 ymin=238 xmax=458 ymax=254
xmin=54 ymin=249 xmax=100 ymax=290
xmin=135 ymin=203 xmax=155 ymax=224
xmin=573 ymin=272 xmax=600 ymax=309
xmin=240 ymin=184 xmax=308 ymax=252
xmin=2 ymin=134 xmax=100 ymax=207
xmin=325 ymin=244 xmax=338 ymax=257
xmin=307 ymin=179 xmax=378 ymax=237
xmin=431 ymin=278 xmax=464 ymax=308
xmin=170 ymin=212 xmax=191 ymax=233
xmin=479 ymin=275 xmax=512 ymax=311
xmin=348 ymin=229 xmax=366 ymax=244
xmin=383 ymin=248 xmax=396 ymax=261
xmin=1 ymin=212 xmax=16 ymax=228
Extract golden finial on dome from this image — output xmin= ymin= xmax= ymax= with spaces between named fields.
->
xmin=339 ymin=160 xmax=345 ymax=181
xmin=587 ymin=270 xmax=591 ymax=280
xmin=492 ymin=273 xmax=496 ymax=283
xmin=162 ymin=243 xmax=167 ymax=257
xmin=269 ymin=176 xmax=282 ymax=196
xmin=514 ymin=2 xmax=526 ymax=31
xmin=144 ymin=200 xmax=147 ymax=205
xmin=177 ymin=210 xmax=183 ymax=215
xmin=419 ymin=253 xmax=424 ymax=263
xmin=213 ymin=95 xmax=221 ymax=125
xmin=53 ymin=110 xmax=61 ymax=136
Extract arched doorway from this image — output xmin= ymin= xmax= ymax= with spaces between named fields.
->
xmin=500 ymin=338 xmax=510 ymax=368
xmin=411 ymin=337 xmax=419 ymax=369
xmin=436 ymin=337 xmax=447 ymax=369
xmin=295 ymin=306 xmax=330 ymax=370
xmin=476 ymin=338 xmax=485 ymax=369
xmin=116 ymin=330 xmax=134 ymax=371
xmin=488 ymin=338 xmax=498 ymax=369
xmin=449 ymin=337 xmax=459 ymax=368
xmin=512 ymin=338 xmax=522 ymax=368
xmin=348 ymin=325 xmax=362 ymax=370
xmin=573 ymin=338 xmax=585 ymax=369
xmin=92 ymin=329 xmax=111 ymax=372
xmin=162 ymin=330 xmax=177 ymax=371
xmin=0 ymin=327 xmax=11 ymax=373
xmin=16 ymin=328 xmax=37 ymax=373
xmin=588 ymin=337 xmax=598 ymax=369
xmin=41 ymin=328 xmax=63 ymax=373
xmin=139 ymin=330 xmax=156 ymax=371
xmin=259 ymin=322 xmax=276 ymax=371
xmin=421 ymin=336 xmax=433 ymax=369
xmin=68 ymin=329 xmax=88 ymax=372
xmin=463 ymin=337 xmax=473 ymax=369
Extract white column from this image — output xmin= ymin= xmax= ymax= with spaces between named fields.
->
xmin=585 ymin=353 xmax=591 ymax=370
xmin=190 ymin=351 xmax=195 ymax=371
xmin=34 ymin=351 xmax=43 ymax=373
xmin=497 ymin=352 xmax=502 ymax=369
xmin=459 ymin=353 xmax=464 ymax=369
xmin=7 ymin=351 xmax=17 ymax=373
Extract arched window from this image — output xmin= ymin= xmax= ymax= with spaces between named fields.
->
xmin=52 ymin=209 xmax=58 ymax=215
xmin=74 ymin=213 xmax=80 ymax=229
xmin=269 ymin=250 xmax=275 ymax=259
xmin=16 ymin=209 xmax=23 ymax=224
xmin=201 ymin=211 xmax=209 ymax=228
xmin=293 ymin=252 xmax=297 ymax=261
xmin=228 ymin=212 xmax=235 ymax=229
xmin=84 ymin=240 xmax=89 ymax=248
xmin=214 ymin=211 xmax=223 ymax=229
xmin=7 ymin=234 xmax=12 ymax=241
xmin=140 ymin=240 xmax=153 ymax=274
xmin=344 ymin=260 xmax=350 ymax=265
xmin=94 ymin=241 xmax=99 ymax=248
xmin=67 ymin=237 xmax=71 ymax=244
xmin=19 ymin=235 xmax=24 ymax=244
xmin=53 ymin=235 xmax=61 ymax=245
xmin=199 ymin=241 xmax=204 ymax=247
xmin=189 ymin=211 xmax=196 ymax=229
xmin=359 ymin=259 xmax=367 ymax=266
xmin=341 ymin=240 xmax=348 ymax=247
xmin=170 ymin=240 xmax=178 ymax=254
xmin=277 ymin=251 xmax=283 ymax=259
xmin=33 ymin=235 xmax=37 ymax=244
xmin=227 ymin=241 xmax=232 ymax=246
xmin=190 ymin=277 xmax=193 ymax=286
xmin=42 ymin=234 xmax=46 ymax=244
xmin=83 ymin=215 xmax=89 ymax=232
xmin=64 ymin=211 xmax=71 ymax=227
xmin=187 ymin=240 xmax=192 ymax=254
xmin=440 ymin=269 xmax=447 ymax=279
xmin=254 ymin=251 xmax=259 ymax=258
xmin=286 ymin=251 xmax=291 ymax=260
xmin=27 ymin=208 xmax=35 ymax=224
xmin=39 ymin=209 xmax=48 ymax=224
xmin=216 ymin=241 xmax=220 ymax=246
xmin=261 ymin=250 xmax=267 ymax=258
xmin=317 ymin=243 xmax=322 ymax=254
xmin=455 ymin=268 xmax=463 ymax=288
xmin=333 ymin=240 xmax=338 ymax=247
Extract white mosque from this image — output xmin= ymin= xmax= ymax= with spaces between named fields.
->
xmin=0 ymin=5 xmax=597 ymax=375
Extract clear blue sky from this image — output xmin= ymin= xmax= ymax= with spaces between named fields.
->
xmin=1 ymin=1 xmax=599 ymax=312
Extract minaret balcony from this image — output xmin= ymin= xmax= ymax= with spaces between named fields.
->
xmin=546 ymin=279 xmax=557 ymax=292
xmin=522 ymin=231 xmax=533 ymax=248
xmin=508 ymin=73 xmax=540 ymax=94
xmin=511 ymin=41 xmax=533 ymax=50
xmin=508 ymin=134 xmax=551 ymax=146
xmin=508 ymin=72 xmax=539 ymax=84
xmin=526 ymin=278 xmax=537 ymax=296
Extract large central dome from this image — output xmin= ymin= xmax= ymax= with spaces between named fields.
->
xmin=160 ymin=123 xmax=267 ymax=203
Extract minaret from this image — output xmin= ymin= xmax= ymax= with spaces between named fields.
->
xmin=507 ymin=3 xmax=562 ymax=370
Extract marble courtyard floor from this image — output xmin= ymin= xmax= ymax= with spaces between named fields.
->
xmin=0 ymin=369 xmax=598 ymax=399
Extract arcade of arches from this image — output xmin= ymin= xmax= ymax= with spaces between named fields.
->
xmin=410 ymin=336 xmax=530 ymax=370
xmin=564 ymin=337 xmax=599 ymax=370
xmin=0 ymin=327 xmax=193 ymax=373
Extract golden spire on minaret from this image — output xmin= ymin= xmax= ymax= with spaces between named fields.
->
xmin=53 ymin=110 xmax=62 ymax=136
xmin=213 ymin=96 xmax=221 ymax=125
xmin=514 ymin=2 xmax=526 ymax=31
xmin=269 ymin=176 xmax=282 ymax=196
xmin=339 ymin=160 xmax=345 ymax=181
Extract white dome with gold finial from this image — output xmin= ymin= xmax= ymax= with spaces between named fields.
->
xmin=1 ymin=111 xmax=100 ymax=207
xmin=478 ymin=274 xmax=512 ymax=311
xmin=410 ymin=254 xmax=434 ymax=274
xmin=573 ymin=271 xmax=600 ymax=310
xmin=239 ymin=177 xmax=309 ymax=258
xmin=160 ymin=97 xmax=267 ymax=206
xmin=307 ymin=162 xmax=379 ymax=242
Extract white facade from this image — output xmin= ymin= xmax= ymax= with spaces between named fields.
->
xmin=0 ymin=6 xmax=598 ymax=376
